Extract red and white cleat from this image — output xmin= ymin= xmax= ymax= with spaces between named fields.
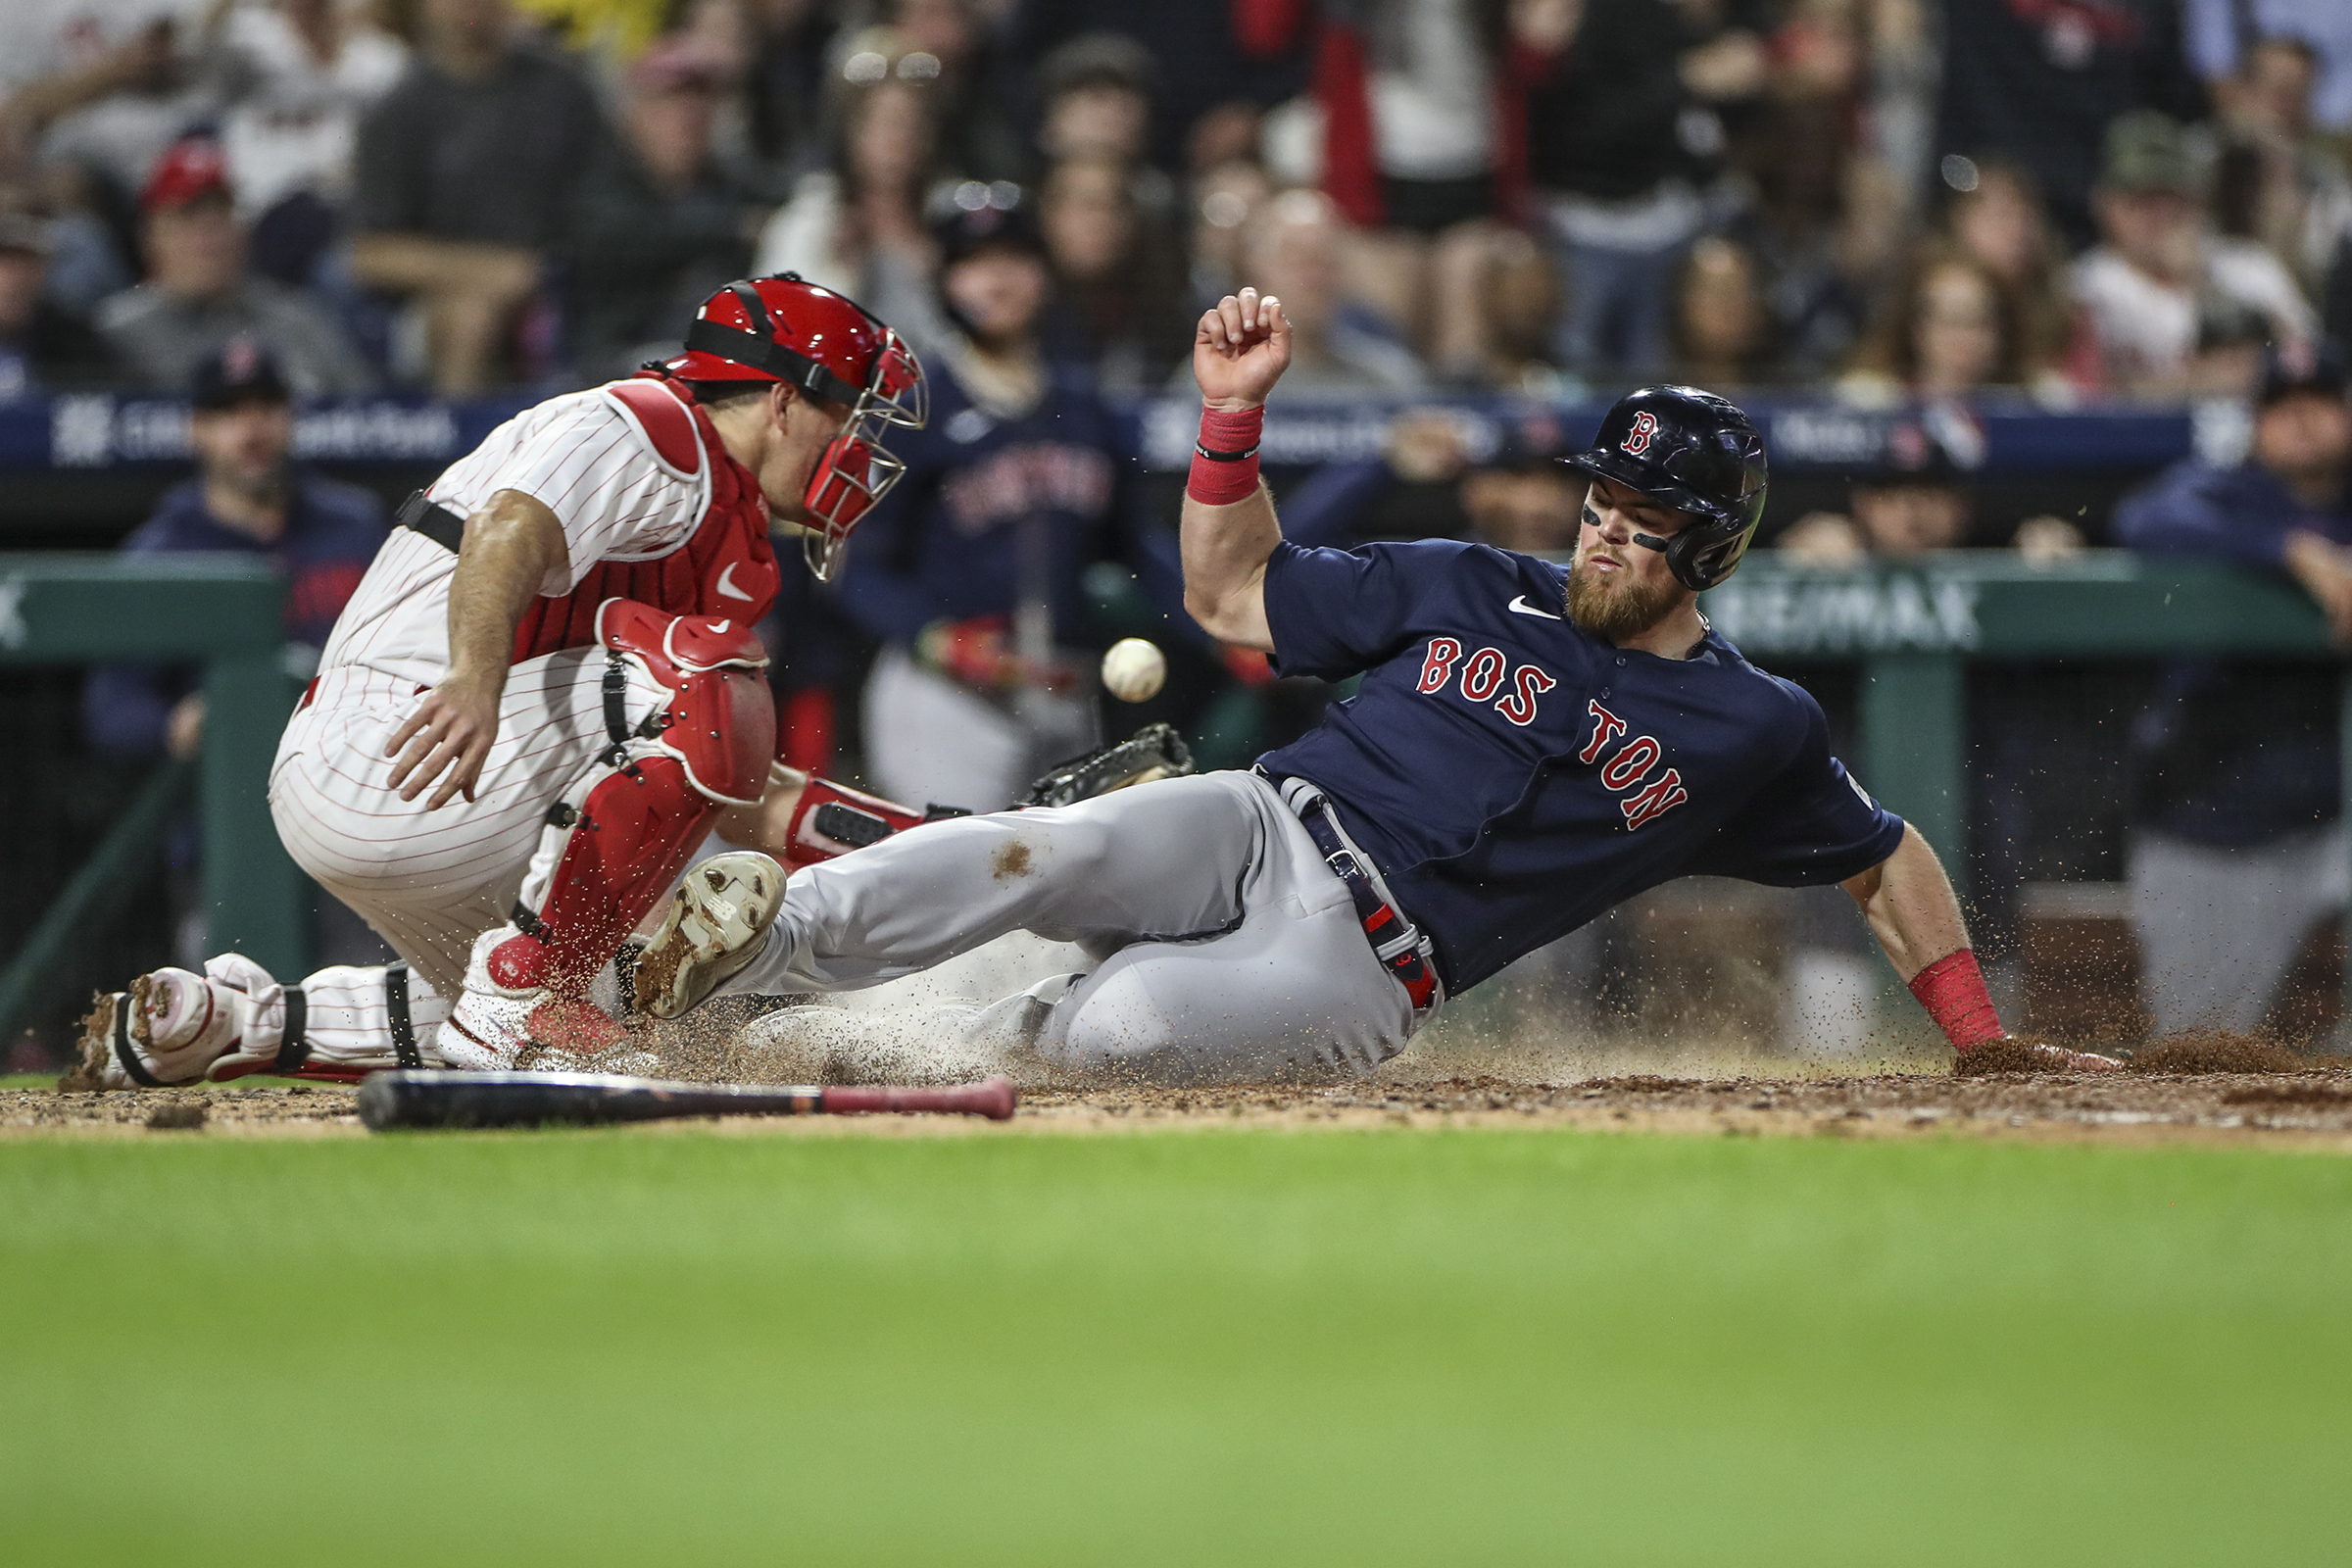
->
xmin=441 ymin=927 xmax=652 ymax=1073
xmin=630 ymin=852 xmax=787 ymax=1020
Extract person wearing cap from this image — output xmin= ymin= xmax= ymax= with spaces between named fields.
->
xmin=92 ymin=135 xmax=376 ymax=397
xmin=0 ymin=214 xmax=117 ymax=398
xmin=837 ymin=186 xmax=1191 ymax=809
xmin=2070 ymin=109 xmax=2317 ymax=397
xmin=2112 ymin=340 xmax=2352 ymax=1034
xmin=82 ymin=338 xmax=388 ymax=767
xmin=566 ymin=37 xmax=769 ymax=380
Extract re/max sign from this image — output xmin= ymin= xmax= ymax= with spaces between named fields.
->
xmin=1702 ymin=573 xmax=1982 ymax=654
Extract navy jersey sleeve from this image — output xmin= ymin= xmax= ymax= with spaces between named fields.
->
xmin=1261 ymin=538 xmax=1464 ymax=681
xmin=1686 ymin=683 xmax=1906 ymax=886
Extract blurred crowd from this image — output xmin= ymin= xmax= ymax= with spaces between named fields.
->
xmin=1 ymin=0 xmax=2348 ymax=405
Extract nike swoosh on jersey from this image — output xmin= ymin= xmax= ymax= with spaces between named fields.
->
xmin=715 ymin=562 xmax=755 ymax=602
xmin=1506 ymin=595 xmax=1562 ymax=619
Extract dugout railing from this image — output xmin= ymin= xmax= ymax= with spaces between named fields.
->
xmin=0 ymin=556 xmax=303 ymax=1046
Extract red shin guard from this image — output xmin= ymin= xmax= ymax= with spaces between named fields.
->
xmin=781 ymin=776 xmax=941 ymax=869
xmin=509 ymin=755 xmax=723 ymax=994
xmin=1909 ymin=949 xmax=2003 ymax=1052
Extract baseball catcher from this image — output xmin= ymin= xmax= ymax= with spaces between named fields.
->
xmin=68 ymin=274 xmax=982 ymax=1089
xmin=627 ymin=285 xmax=2120 ymax=1080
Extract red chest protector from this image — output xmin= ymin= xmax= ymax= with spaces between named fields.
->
xmin=510 ymin=376 xmax=782 ymax=664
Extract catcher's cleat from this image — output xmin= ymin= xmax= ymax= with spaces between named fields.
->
xmin=61 ymin=969 xmax=244 ymax=1091
xmin=631 ymin=852 xmax=787 ymax=1020
xmin=440 ymin=927 xmax=646 ymax=1072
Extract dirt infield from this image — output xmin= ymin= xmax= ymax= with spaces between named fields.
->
xmin=12 ymin=1049 xmax=2352 ymax=1150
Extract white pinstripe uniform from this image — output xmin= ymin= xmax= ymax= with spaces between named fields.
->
xmin=259 ymin=385 xmax=728 ymax=1059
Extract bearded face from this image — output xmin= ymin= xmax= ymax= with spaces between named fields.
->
xmin=1565 ymin=490 xmax=1689 ymax=640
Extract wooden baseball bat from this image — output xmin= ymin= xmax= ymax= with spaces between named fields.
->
xmin=356 ymin=1069 xmax=1017 ymax=1130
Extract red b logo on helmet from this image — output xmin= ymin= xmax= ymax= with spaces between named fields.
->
xmin=1621 ymin=411 xmax=1659 ymax=457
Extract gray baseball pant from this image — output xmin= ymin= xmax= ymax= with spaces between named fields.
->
xmin=715 ymin=769 xmax=1429 ymax=1080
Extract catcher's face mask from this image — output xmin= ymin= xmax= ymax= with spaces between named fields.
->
xmin=800 ymin=331 xmax=926 ymax=582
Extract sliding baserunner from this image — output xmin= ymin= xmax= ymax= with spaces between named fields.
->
xmin=638 ymin=285 xmax=2118 ymax=1081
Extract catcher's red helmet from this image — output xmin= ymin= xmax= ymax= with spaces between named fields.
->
xmin=664 ymin=273 xmax=926 ymax=580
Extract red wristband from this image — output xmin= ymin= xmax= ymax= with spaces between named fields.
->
xmin=1908 ymin=949 xmax=2003 ymax=1051
xmin=1187 ymin=403 xmax=1264 ymax=506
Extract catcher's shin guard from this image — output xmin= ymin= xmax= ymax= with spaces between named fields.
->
xmin=781 ymin=776 xmax=960 ymax=869
xmin=500 ymin=600 xmax=776 ymax=995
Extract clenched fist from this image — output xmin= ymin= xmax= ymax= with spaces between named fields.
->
xmin=1193 ymin=287 xmax=1292 ymax=411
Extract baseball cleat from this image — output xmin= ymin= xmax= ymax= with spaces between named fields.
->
xmin=60 ymin=969 xmax=244 ymax=1091
xmin=631 ymin=852 xmax=787 ymax=1020
xmin=440 ymin=927 xmax=648 ymax=1073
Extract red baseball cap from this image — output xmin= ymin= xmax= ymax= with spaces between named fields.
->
xmin=141 ymin=137 xmax=231 ymax=213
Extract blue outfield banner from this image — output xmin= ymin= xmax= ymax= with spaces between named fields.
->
xmin=0 ymin=388 xmax=2244 ymax=477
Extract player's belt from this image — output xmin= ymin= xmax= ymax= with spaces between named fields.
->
xmin=394 ymin=490 xmax=466 ymax=552
xmin=1270 ymin=775 xmax=1442 ymax=1015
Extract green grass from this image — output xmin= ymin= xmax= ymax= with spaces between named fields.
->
xmin=3 ymin=1127 xmax=2349 ymax=1565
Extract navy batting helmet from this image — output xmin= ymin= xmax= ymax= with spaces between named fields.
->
xmin=1567 ymin=386 xmax=1768 ymax=591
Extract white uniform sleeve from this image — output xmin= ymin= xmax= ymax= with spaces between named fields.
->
xmin=481 ymin=397 xmax=708 ymax=595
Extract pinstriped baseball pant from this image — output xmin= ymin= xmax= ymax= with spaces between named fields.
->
xmin=251 ymin=651 xmax=664 ymax=1063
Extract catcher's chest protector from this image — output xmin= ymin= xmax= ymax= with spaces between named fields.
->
xmin=509 ymin=378 xmax=782 ymax=665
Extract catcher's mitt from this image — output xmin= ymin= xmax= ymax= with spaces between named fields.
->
xmin=1020 ymin=723 xmax=1197 ymax=808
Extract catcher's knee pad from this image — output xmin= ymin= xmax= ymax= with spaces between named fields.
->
xmin=782 ymin=776 xmax=962 ymax=868
xmin=512 ymin=600 xmax=777 ymax=991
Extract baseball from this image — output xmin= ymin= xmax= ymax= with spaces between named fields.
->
xmin=1100 ymin=638 xmax=1166 ymax=703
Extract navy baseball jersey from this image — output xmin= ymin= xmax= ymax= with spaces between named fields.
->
xmin=1255 ymin=538 xmax=1906 ymax=994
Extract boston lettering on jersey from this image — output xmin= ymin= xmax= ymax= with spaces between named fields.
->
xmin=1256 ymin=538 xmax=1905 ymax=995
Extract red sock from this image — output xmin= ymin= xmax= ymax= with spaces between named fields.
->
xmin=1908 ymin=949 xmax=2003 ymax=1051
xmin=1187 ymin=403 xmax=1264 ymax=506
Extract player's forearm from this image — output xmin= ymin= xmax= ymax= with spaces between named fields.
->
xmin=1180 ymin=487 xmax=1278 ymax=650
xmin=1844 ymin=824 xmax=1970 ymax=983
xmin=446 ymin=490 xmax=568 ymax=687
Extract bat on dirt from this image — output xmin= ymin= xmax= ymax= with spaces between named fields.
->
xmin=356 ymin=1069 xmax=1018 ymax=1131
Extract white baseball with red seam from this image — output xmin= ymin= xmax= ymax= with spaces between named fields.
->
xmin=1100 ymin=638 xmax=1166 ymax=703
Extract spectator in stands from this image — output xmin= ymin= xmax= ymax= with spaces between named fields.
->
xmin=1674 ymin=235 xmax=1775 ymax=389
xmin=754 ymin=34 xmax=955 ymax=358
xmin=1523 ymin=0 xmax=1722 ymax=375
xmin=741 ymin=0 xmax=842 ymax=180
xmin=1937 ymin=154 xmax=2077 ymax=382
xmin=568 ymin=38 xmax=765 ymax=381
xmin=2072 ymin=110 xmax=2317 ymax=398
xmin=1935 ymin=0 xmax=2209 ymax=249
xmin=1230 ymin=1 xmax=1546 ymax=383
xmin=1776 ymin=418 xmax=2084 ymax=564
xmin=1027 ymin=0 xmax=1296 ymax=177
xmin=2211 ymin=34 xmax=2352 ymax=298
xmin=1839 ymin=245 xmax=2059 ymax=406
xmin=1214 ymin=186 xmax=1424 ymax=395
xmin=203 ymin=0 xmax=410 ymax=288
xmin=1036 ymin=151 xmax=1190 ymax=392
xmin=95 ymin=136 xmax=374 ymax=395
xmin=837 ymin=193 xmax=1187 ymax=809
xmin=82 ymin=339 xmax=385 ymax=762
xmin=2112 ymin=340 xmax=2352 ymax=1035
xmin=347 ymin=0 xmax=602 ymax=393
xmin=1276 ymin=406 xmax=1581 ymax=554
xmin=891 ymin=0 xmax=1027 ymax=184
xmin=1187 ymin=158 xmax=1273 ymax=312
xmin=0 ymin=214 xmax=116 ymax=397
xmin=2188 ymin=0 xmax=2352 ymax=139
